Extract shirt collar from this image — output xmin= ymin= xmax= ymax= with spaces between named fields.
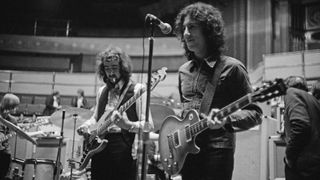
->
xmin=204 ymin=56 xmax=216 ymax=68
xmin=116 ymin=79 xmax=124 ymax=90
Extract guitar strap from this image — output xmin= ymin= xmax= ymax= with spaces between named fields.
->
xmin=113 ymin=80 xmax=132 ymax=111
xmin=199 ymin=56 xmax=226 ymax=114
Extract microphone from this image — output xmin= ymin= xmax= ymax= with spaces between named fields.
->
xmin=145 ymin=13 xmax=172 ymax=34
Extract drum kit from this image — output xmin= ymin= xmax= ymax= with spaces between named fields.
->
xmin=2 ymin=104 xmax=176 ymax=180
xmin=1 ymin=106 xmax=93 ymax=180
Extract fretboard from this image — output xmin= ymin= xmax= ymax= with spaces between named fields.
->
xmin=119 ymin=87 xmax=145 ymax=113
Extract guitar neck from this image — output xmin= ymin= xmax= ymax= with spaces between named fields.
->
xmin=119 ymin=87 xmax=145 ymax=114
xmin=119 ymin=78 xmax=161 ymax=114
xmin=190 ymin=94 xmax=252 ymax=136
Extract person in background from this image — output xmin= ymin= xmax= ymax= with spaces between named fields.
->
xmin=0 ymin=93 xmax=46 ymax=179
xmin=0 ymin=93 xmax=20 ymax=179
xmin=284 ymin=75 xmax=309 ymax=92
xmin=71 ymin=89 xmax=89 ymax=109
xmin=311 ymin=79 xmax=320 ymax=100
xmin=77 ymin=46 xmax=153 ymax=180
xmin=173 ymin=2 xmax=262 ymax=180
xmin=283 ymin=76 xmax=320 ymax=180
xmin=43 ymin=90 xmax=61 ymax=116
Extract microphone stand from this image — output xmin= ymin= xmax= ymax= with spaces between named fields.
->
xmin=139 ymin=19 xmax=155 ymax=180
xmin=54 ymin=110 xmax=65 ymax=180
xmin=69 ymin=114 xmax=78 ymax=180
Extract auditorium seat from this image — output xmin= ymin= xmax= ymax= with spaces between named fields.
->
xmin=86 ymin=97 xmax=96 ymax=109
xmin=60 ymin=96 xmax=72 ymax=106
xmin=34 ymin=96 xmax=46 ymax=104
xmin=20 ymin=95 xmax=34 ymax=104
xmin=26 ymin=104 xmax=46 ymax=116
xmin=16 ymin=103 xmax=28 ymax=115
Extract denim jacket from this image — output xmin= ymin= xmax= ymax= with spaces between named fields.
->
xmin=178 ymin=56 xmax=262 ymax=149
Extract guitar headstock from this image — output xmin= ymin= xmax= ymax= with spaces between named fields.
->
xmin=154 ymin=67 xmax=167 ymax=81
xmin=150 ymin=67 xmax=167 ymax=89
xmin=252 ymin=78 xmax=287 ymax=103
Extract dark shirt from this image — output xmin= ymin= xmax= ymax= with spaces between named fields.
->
xmin=284 ymin=88 xmax=320 ymax=177
xmin=178 ymin=56 xmax=262 ymax=149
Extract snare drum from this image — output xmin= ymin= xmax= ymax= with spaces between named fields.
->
xmin=6 ymin=158 xmax=24 ymax=179
xmin=23 ymin=159 xmax=55 ymax=180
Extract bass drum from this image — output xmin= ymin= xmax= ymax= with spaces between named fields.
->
xmin=23 ymin=159 xmax=55 ymax=180
xmin=6 ymin=158 xmax=24 ymax=179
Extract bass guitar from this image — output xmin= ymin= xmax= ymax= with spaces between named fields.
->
xmin=77 ymin=67 xmax=167 ymax=171
xmin=159 ymin=78 xmax=287 ymax=175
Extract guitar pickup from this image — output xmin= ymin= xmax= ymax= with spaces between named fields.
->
xmin=173 ymin=130 xmax=181 ymax=148
xmin=185 ymin=125 xmax=191 ymax=142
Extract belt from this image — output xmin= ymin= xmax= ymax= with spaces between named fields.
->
xmin=106 ymin=125 xmax=122 ymax=134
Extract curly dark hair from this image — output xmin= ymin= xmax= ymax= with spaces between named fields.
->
xmin=97 ymin=46 xmax=132 ymax=85
xmin=174 ymin=2 xmax=225 ymax=61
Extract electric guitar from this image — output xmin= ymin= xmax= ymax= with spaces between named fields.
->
xmin=77 ymin=67 xmax=167 ymax=171
xmin=159 ymin=78 xmax=287 ymax=175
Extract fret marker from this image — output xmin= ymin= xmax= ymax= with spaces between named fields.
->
xmin=188 ymin=113 xmax=193 ymax=121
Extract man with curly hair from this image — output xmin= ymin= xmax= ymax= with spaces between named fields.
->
xmin=174 ymin=2 xmax=262 ymax=180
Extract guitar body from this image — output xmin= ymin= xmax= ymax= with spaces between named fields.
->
xmin=78 ymin=132 xmax=108 ymax=171
xmin=159 ymin=109 xmax=200 ymax=176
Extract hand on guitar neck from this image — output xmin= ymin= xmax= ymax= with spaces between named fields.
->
xmin=202 ymin=108 xmax=229 ymax=130
xmin=112 ymin=110 xmax=131 ymax=130
xmin=113 ymin=110 xmax=153 ymax=133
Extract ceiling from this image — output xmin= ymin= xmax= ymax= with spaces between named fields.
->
xmin=0 ymin=0 xmax=196 ymax=37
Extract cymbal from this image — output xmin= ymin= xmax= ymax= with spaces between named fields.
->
xmin=0 ymin=116 xmax=37 ymax=145
xmin=49 ymin=107 xmax=93 ymax=129
xmin=150 ymin=103 xmax=175 ymax=133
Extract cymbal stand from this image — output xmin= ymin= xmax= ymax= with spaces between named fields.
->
xmin=69 ymin=114 xmax=78 ymax=180
xmin=54 ymin=110 xmax=65 ymax=180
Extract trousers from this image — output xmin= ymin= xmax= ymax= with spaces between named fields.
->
xmin=180 ymin=147 xmax=234 ymax=180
